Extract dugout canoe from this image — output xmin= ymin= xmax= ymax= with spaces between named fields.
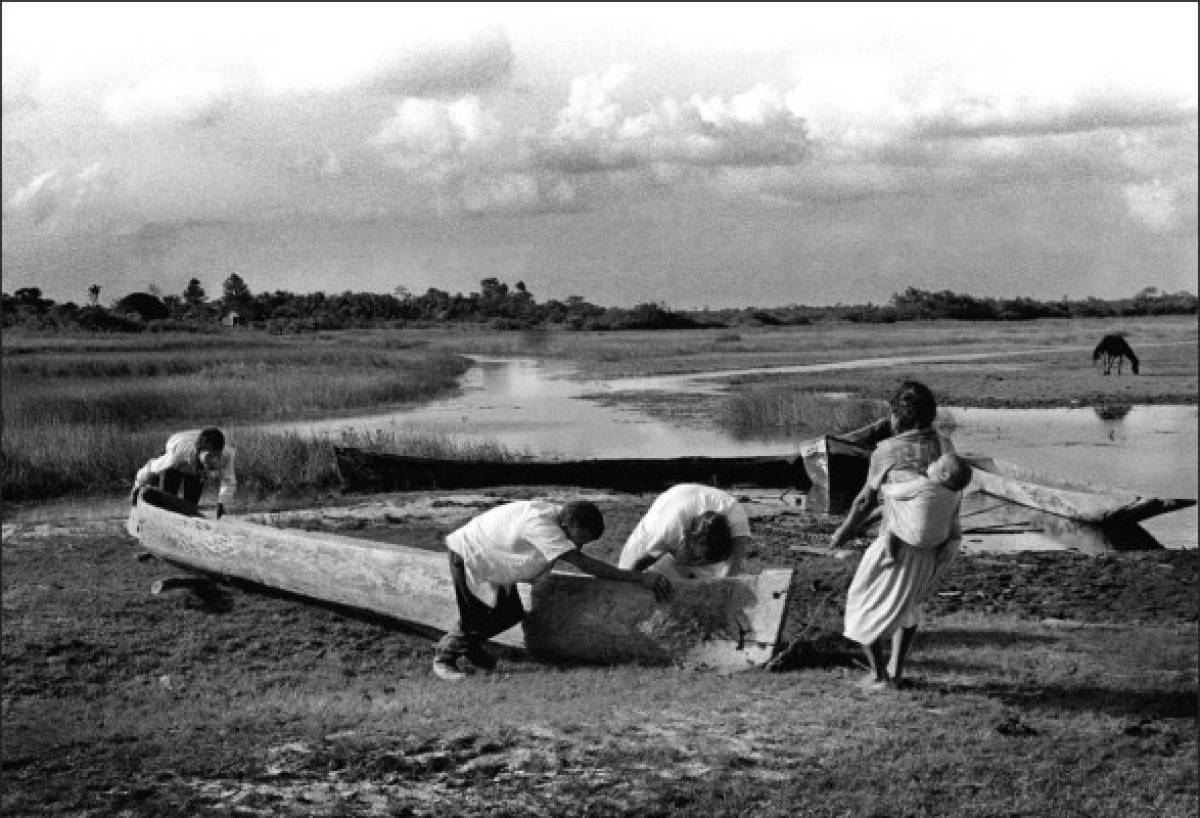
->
xmin=334 ymin=446 xmax=811 ymax=494
xmin=959 ymin=454 xmax=1197 ymax=526
xmin=126 ymin=487 xmax=792 ymax=671
xmin=797 ymin=425 xmax=1196 ymax=525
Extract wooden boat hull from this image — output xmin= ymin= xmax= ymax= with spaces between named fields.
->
xmin=794 ymin=420 xmax=1195 ymax=526
xmin=127 ymin=488 xmax=792 ymax=671
xmin=960 ymin=454 xmax=1197 ymax=525
xmin=335 ymin=446 xmax=811 ymax=495
xmin=797 ymin=436 xmax=872 ymax=514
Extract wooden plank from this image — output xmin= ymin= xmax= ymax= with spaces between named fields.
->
xmin=128 ymin=497 xmax=792 ymax=670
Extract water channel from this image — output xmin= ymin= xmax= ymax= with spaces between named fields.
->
xmin=278 ymin=356 xmax=1198 ymax=551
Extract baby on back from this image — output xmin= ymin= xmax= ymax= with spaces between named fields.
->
xmin=879 ymin=452 xmax=973 ymax=568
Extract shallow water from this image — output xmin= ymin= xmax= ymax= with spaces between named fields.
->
xmin=274 ymin=356 xmax=1197 ymax=551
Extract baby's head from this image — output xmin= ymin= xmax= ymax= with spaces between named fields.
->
xmin=926 ymin=452 xmax=972 ymax=492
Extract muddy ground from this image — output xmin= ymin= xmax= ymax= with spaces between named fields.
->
xmin=2 ymin=490 xmax=1196 ymax=817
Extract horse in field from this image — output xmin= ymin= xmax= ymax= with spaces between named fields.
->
xmin=1093 ymin=334 xmax=1140 ymax=375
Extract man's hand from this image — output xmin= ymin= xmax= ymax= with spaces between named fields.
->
xmin=641 ymin=571 xmax=673 ymax=602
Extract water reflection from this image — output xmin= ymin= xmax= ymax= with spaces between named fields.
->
xmin=1093 ymin=403 xmax=1133 ymax=421
xmin=269 ymin=356 xmax=1197 ymax=551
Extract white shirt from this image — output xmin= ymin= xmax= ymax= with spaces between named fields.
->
xmin=134 ymin=429 xmax=237 ymax=502
xmin=445 ymin=500 xmax=579 ymax=606
xmin=617 ymin=484 xmax=751 ymax=573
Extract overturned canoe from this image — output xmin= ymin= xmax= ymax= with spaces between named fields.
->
xmin=960 ymin=454 xmax=1197 ymax=526
xmin=334 ymin=446 xmax=811 ymax=494
xmin=127 ymin=488 xmax=792 ymax=671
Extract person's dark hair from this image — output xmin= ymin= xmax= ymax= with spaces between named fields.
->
xmin=686 ymin=511 xmax=733 ymax=563
xmin=561 ymin=501 xmax=604 ymax=541
xmin=197 ymin=427 xmax=226 ymax=453
xmin=888 ymin=380 xmax=937 ymax=432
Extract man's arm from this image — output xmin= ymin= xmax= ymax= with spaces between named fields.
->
xmin=629 ymin=554 xmax=659 ymax=572
xmin=727 ymin=535 xmax=752 ymax=575
xmin=557 ymin=549 xmax=673 ymax=601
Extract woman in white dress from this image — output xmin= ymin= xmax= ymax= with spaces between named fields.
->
xmin=830 ymin=381 xmax=960 ymax=691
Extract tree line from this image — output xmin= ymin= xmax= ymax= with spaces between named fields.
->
xmin=2 ymin=274 xmax=1195 ymax=333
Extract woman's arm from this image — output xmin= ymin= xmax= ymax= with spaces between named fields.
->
xmin=558 ymin=549 xmax=673 ymax=601
xmin=830 ymin=483 xmax=880 ymax=549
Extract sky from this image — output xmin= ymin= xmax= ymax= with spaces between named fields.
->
xmin=2 ymin=2 xmax=1196 ymax=309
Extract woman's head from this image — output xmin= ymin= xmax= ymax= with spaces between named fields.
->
xmin=888 ymin=380 xmax=937 ymax=432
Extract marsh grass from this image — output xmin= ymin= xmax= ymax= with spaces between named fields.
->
xmin=719 ymin=389 xmax=887 ymax=438
xmin=0 ymin=332 xmax=487 ymax=501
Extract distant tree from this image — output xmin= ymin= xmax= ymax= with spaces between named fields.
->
xmin=221 ymin=273 xmax=255 ymax=318
xmin=183 ymin=278 xmax=207 ymax=306
xmin=114 ymin=291 xmax=169 ymax=321
xmin=87 ymin=284 xmax=101 ymax=306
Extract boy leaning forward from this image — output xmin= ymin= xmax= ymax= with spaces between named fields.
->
xmin=433 ymin=499 xmax=672 ymax=681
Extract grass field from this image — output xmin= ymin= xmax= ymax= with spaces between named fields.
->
xmin=4 ymin=316 xmax=1195 ymax=504
xmin=1 ymin=316 xmax=1196 ymax=816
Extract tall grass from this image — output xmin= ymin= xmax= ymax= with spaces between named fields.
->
xmin=719 ymin=389 xmax=887 ymax=439
xmin=0 ymin=332 xmax=487 ymax=502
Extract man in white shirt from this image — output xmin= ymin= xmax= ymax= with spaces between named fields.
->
xmin=617 ymin=484 xmax=752 ymax=579
xmin=433 ymin=499 xmax=673 ymax=681
xmin=132 ymin=428 xmax=236 ymax=517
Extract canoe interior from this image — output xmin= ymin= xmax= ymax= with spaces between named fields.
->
xmin=335 ymin=447 xmax=812 ymax=494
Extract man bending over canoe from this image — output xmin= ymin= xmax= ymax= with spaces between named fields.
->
xmin=131 ymin=427 xmax=236 ymax=518
xmin=618 ymin=483 xmax=752 ymax=579
xmin=433 ymin=499 xmax=673 ymax=682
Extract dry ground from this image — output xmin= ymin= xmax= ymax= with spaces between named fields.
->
xmin=2 ymin=491 xmax=1196 ymax=817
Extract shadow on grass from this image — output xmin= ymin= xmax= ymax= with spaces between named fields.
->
xmin=917 ymin=627 xmax=1059 ymax=649
xmin=930 ymin=679 xmax=1197 ymax=720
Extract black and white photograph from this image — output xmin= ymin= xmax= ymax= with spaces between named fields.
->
xmin=2 ymin=3 xmax=1196 ymax=816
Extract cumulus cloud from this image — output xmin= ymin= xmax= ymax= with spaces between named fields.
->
xmin=103 ymin=70 xmax=234 ymax=128
xmin=534 ymin=69 xmax=809 ymax=173
xmin=371 ymin=95 xmax=502 ymax=173
xmin=4 ymin=163 xmax=117 ymax=226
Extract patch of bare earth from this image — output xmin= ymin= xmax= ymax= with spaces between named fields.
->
xmin=2 ymin=494 xmax=1196 ymax=816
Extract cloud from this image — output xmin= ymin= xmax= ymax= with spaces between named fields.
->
xmin=370 ymin=95 xmax=502 ymax=173
xmin=103 ymin=70 xmax=234 ymax=128
xmin=4 ymin=163 xmax=117 ymax=226
xmin=534 ymin=69 xmax=809 ymax=173
xmin=912 ymin=93 xmax=1198 ymax=140
xmin=1123 ymin=180 xmax=1178 ymax=232
xmin=256 ymin=27 xmax=513 ymax=98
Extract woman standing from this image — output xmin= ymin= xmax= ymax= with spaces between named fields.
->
xmin=830 ymin=380 xmax=960 ymax=691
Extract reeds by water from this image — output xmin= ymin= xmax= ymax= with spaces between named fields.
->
xmin=0 ymin=332 xmax=502 ymax=502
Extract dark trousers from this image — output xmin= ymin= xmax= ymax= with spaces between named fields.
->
xmin=159 ymin=469 xmax=204 ymax=504
xmin=434 ymin=550 xmax=525 ymax=661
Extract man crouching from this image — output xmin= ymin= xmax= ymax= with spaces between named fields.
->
xmin=433 ymin=499 xmax=673 ymax=681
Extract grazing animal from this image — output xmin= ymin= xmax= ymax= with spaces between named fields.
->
xmin=1093 ymin=334 xmax=1140 ymax=375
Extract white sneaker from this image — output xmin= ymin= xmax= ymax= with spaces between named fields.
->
xmin=432 ymin=658 xmax=467 ymax=682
